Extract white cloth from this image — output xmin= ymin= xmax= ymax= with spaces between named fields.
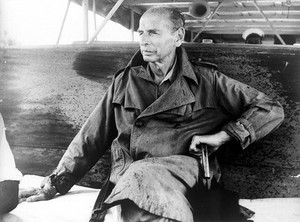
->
xmin=0 ymin=175 xmax=99 ymax=222
xmin=240 ymin=198 xmax=300 ymax=222
xmin=0 ymin=114 xmax=23 ymax=182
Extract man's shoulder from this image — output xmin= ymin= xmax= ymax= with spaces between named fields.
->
xmin=190 ymin=59 xmax=219 ymax=70
xmin=113 ymin=65 xmax=145 ymax=84
xmin=189 ymin=59 xmax=219 ymax=84
xmin=112 ymin=66 xmax=137 ymax=93
xmin=112 ymin=67 xmax=130 ymax=88
xmin=113 ymin=68 xmax=127 ymax=80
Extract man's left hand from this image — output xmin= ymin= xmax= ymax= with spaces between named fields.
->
xmin=189 ymin=131 xmax=231 ymax=155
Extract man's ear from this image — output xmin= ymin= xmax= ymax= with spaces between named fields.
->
xmin=175 ymin=27 xmax=185 ymax=47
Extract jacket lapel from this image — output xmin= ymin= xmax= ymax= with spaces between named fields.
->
xmin=113 ymin=66 xmax=152 ymax=111
xmin=138 ymin=76 xmax=196 ymax=118
xmin=123 ymin=68 xmax=150 ymax=111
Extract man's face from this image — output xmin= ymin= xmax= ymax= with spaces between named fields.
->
xmin=138 ymin=13 xmax=181 ymax=64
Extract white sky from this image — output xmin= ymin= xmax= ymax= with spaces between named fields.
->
xmin=0 ymin=0 xmax=138 ymax=46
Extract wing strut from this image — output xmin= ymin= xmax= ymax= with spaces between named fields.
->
xmin=56 ymin=0 xmax=71 ymax=45
xmin=192 ymin=1 xmax=224 ymax=42
xmin=252 ymin=0 xmax=286 ymax=45
xmin=87 ymin=0 xmax=125 ymax=44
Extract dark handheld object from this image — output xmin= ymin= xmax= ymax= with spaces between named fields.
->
xmin=200 ymin=144 xmax=211 ymax=190
xmin=190 ymin=144 xmax=211 ymax=189
xmin=201 ymin=144 xmax=210 ymax=179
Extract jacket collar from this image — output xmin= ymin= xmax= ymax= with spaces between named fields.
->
xmin=113 ymin=46 xmax=199 ymax=118
xmin=127 ymin=47 xmax=198 ymax=85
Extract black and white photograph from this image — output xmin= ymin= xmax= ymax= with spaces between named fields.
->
xmin=0 ymin=0 xmax=299 ymax=221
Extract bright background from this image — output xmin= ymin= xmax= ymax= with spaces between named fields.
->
xmin=0 ymin=0 xmax=138 ymax=46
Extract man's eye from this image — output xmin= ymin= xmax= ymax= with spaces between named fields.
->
xmin=149 ymin=31 xmax=158 ymax=35
xmin=138 ymin=31 xmax=143 ymax=36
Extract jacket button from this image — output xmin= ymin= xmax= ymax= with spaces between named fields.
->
xmin=135 ymin=120 xmax=144 ymax=127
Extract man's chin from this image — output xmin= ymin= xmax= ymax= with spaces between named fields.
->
xmin=142 ymin=55 xmax=156 ymax=62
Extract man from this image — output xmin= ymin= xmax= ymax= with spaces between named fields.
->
xmin=20 ymin=7 xmax=284 ymax=222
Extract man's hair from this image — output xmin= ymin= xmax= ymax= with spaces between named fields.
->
xmin=143 ymin=7 xmax=185 ymax=30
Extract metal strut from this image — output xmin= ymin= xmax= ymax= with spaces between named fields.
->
xmin=87 ymin=0 xmax=125 ymax=44
xmin=252 ymin=0 xmax=286 ymax=45
xmin=192 ymin=2 xmax=224 ymax=42
xmin=56 ymin=0 xmax=71 ymax=45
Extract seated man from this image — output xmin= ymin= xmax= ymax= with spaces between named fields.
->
xmin=0 ymin=113 xmax=22 ymax=214
xmin=20 ymin=7 xmax=284 ymax=222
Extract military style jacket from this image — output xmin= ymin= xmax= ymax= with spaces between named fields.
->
xmin=50 ymin=47 xmax=284 ymax=211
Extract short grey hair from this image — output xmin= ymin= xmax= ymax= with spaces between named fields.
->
xmin=143 ymin=7 xmax=185 ymax=30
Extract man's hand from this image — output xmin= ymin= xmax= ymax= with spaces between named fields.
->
xmin=189 ymin=131 xmax=231 ymax=155
xmin=19 ymin=177 xmax=57 ymax=202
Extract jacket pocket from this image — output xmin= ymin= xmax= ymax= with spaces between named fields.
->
xmin=111 ymin=146 xmax=125 ymax=176
xmin=110 ymin=145 xmax=133 ymax=183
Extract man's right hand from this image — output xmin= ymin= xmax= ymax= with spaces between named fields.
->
xmin=19 ymin=177 xmax=57 ymax=202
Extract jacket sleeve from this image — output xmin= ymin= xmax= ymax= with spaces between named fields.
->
xmin=50 ymin=82 xmax=118 ymax=194
xmin=213 ymin=70 xmax=284 ymax=149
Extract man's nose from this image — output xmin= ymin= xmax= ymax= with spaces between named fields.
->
xmin=139 ymin=33 xmax=150 ymax=46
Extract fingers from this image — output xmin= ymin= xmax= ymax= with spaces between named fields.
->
xmin=25 ymin=191 xmax=48 ymax=202
xmin=19 ymin=187 xmax=39 ymax=199
xmin=189 ymin=136 xmax=201 ymax=152
xmin=18 ymin=188 xmax=50 ymax=202
xmin=189 ymin=136 xmax=203 ymax=159
xmin=189 ymin=135 xmax=219 ymax=156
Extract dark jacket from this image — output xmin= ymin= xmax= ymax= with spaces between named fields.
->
xmin=50 ymin=47 xmax=284 ymax=220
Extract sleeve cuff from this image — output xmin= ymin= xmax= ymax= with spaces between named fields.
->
xmin=48 ymin=172 xmax=77 ymax=195
xmin=222 ymin=118 xmax=256 ymax=149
